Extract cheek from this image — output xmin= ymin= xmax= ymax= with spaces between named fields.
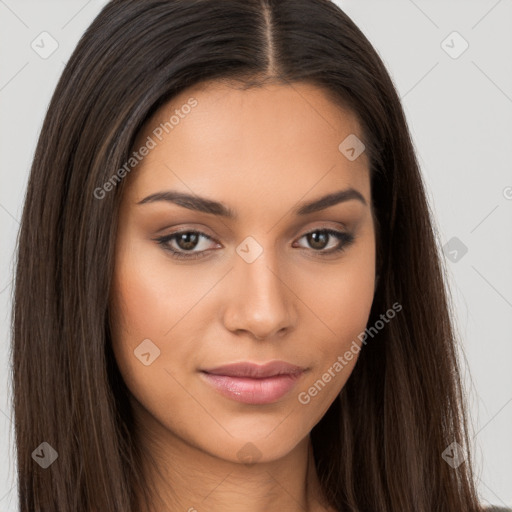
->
xmin=303 ymin=238 xmax=376 ymax=349
xmin=108 ymin=242 xmax=192 ymax=386
xmin=110 ymin=240 xmax=208 ymax=341
xmin=108 ymin=245 xmax=207 ymax=434
xmin=292 ymin=263 xmax=375 ymax=418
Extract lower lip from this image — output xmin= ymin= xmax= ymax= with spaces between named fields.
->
xmin=200 ymin=371 xmax=303 ymax=405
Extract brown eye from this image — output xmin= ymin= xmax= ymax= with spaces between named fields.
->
xmin=175 ymin=232 xmax=200 ymax=251
xmin=306 ymin=231 xmax=329 ymax=250
xmin=154 ymin=228 xmax=355 ymax=262
xmin=154 ymin=230 xmax=220 ymax=260
xmin=295 ymin=229 xmax=355 ymax=254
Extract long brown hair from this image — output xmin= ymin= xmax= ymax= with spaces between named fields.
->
xmin=12 ymin=0 xmax=482 ymax=510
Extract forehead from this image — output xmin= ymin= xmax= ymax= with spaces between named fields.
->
xmin=126 ymin=80 xmax=370 ymax=205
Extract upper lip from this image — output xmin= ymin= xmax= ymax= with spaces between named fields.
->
xmin=201 ymin=361 xmax=305 ymax=378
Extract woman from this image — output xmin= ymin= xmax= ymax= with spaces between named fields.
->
xmin=12 ymin=0 xmax=501 ymax=510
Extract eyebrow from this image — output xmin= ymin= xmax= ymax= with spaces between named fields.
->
xmin=136 ymin=187 xmax=367 ymax=218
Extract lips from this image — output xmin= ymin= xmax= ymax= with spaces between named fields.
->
xmin=200 ymin=361 xmax=306 ymax=405
xmin=201 ymin=361 xmax=305 ymax=378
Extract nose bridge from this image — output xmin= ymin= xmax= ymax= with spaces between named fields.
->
xmin=223 ymin=237 xmax=295 ymax=338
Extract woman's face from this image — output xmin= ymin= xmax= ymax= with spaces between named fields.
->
xmin=110 ymin=81 xmax=376 ymax=463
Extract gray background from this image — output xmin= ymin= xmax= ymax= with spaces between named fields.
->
xmin=1 ymin=0 xmax=511 ymax=509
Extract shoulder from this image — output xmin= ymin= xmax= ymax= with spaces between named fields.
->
xmin=484 ymin=507 xmax=512 ymax=512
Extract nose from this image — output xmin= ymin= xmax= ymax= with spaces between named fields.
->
xmin=221 ymin=247 xmax=297 ymax=341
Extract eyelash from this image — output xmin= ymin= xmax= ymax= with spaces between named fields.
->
xmin=154 ymin=228 xmax=355 ymax=261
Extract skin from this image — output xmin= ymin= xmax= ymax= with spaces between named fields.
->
xmin=109 ymin=80 xmax=377 ymax=512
